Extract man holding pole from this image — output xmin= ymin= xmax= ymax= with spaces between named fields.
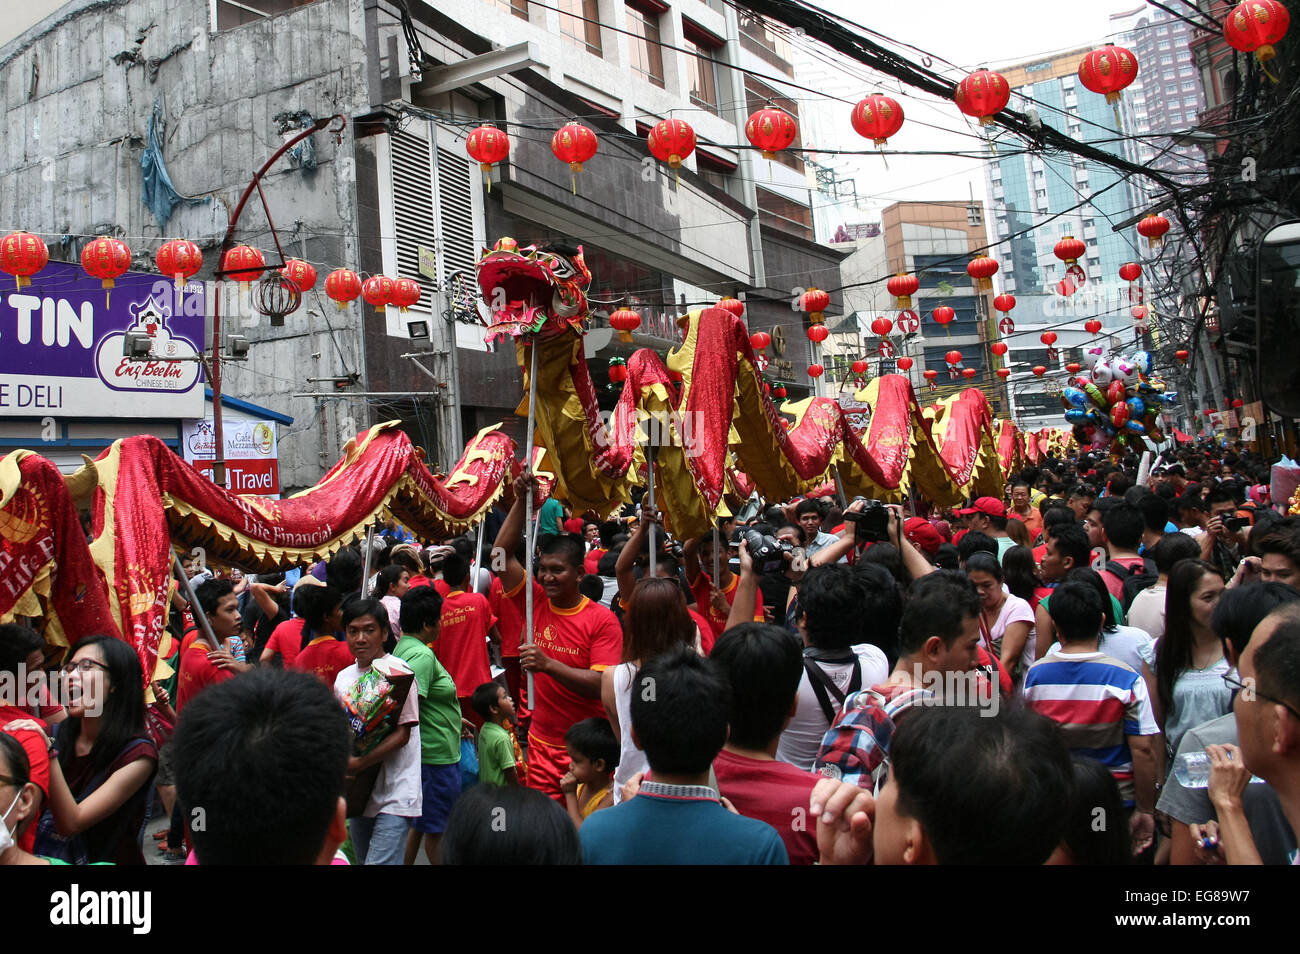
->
xmin=495 ymin=474 xmax=624 ymax=800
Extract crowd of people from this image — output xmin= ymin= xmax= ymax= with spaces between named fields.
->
xmin=2 ymin=438 xmax=1300 ymax=867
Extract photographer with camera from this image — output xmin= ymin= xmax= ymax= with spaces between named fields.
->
xmin=683 ymin=529 xmax=765 ymax=642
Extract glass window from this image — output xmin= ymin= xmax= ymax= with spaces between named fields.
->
xmin=756 ymin=187 xmax=812 ymax=240
xmin=216 ymin=0 xmax=322 ymax=29
xmin=684 ymin=21 xmax=723 ymax=115
xmin=625 ymin=3 xmax=664 ymax=87
xmin=490 ymin=0 xmax=529 ymax=18
xmin=558 ymin=0 xmax=602 ymax=56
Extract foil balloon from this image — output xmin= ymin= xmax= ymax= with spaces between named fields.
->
xmin=1083 ymin=382 xmax=1109 ymax=409
xmin=1107 ymin=379 xmax=1127 ymax=406
xmin=1126 ymin=396 xmax=1146 ymax=418
xmin=1111 ymin=402 xmax=1130 ymax=427
xmin=1124 ymin=419 xmax=1147 ymax=435
xmin=1132 ymin=351 xmax=1153 ymax=375
xmin=1113 ymin=358 xmax=1140 ymax=386
xmin=1065 ymin=408 xmax=1089 ymax=424
xmin=1064 ymin=386 xmax=1088 ymax=409
xmin=1091 ymin=360 xmax=1113 ymax=386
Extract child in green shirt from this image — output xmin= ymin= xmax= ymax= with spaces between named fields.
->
xmin=472 ymin=683 xmax=523 ymax=786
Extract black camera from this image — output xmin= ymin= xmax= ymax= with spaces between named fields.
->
xmin=743 ymin=529 xmax=793 ymax=575
xmin=843 ymin=497 xmax=890 ymax=543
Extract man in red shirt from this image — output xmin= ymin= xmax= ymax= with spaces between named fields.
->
xmin=496 ymin=477 xmax=624 ymax=799
xmin=709 ymin=622 xmax=821 ymax=864
xmin=431 ymin=553 xmax=500 ymax=724
xmin=176 ymin=580 xmax=250 ymax=713
xmin=682 ymin=530 xmax=763 ymax=639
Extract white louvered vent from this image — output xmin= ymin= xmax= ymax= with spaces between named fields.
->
xmin=390 ymin=128 xmax=435 ymax=315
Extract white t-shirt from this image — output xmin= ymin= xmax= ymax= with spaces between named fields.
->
xmin=611 ymin=662 xmax=647 ymax=804
xmin=1126 ymin=584 xmax=1167 ymax=641
xmin=335 ymin=654 xmax=423 ymax=818
xmin=1047 ymin=624 xmax=1153 ymax=679
xmin=776 ymin=644 xmax=890 ymax=771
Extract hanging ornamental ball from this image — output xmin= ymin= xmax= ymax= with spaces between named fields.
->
xmin=851 ymin=359 xmax=870 ymax=375
xmin=717 ymin=296 xmax=745 ymax=317
xmin=1137 ymin=214 xmax=1170 ymax=248
xmin=773 ymin=385 xmax=787 ymax=398
xmin=156 ymin=239 xmax=203 ymax=290
xmin=870 ymin=316 xmax=893 ymax=337
xmin=933 ymin=305 xmax=956 ymax=327
xmin=999 ymin=316 xmax=1016 ymax=334
xmin=466 ymin=125 xmax=511 ymax=170
xmin=807 ymin=324 xmax=830 ymax=343
xmin=955 ymin=69 xmax=1011 ymax=126
xmin=1224 ymin=0 xmax=1290 ymax=67
xmin=608 ymin=360 xmax=628 ymax=385
xmin=1084 ymin=319 xmax=1102 ymax=334
xmin=0 ymin=231 xmax=49 ymax=290
xmin=886 ymin=273 xmax=919 ymax=309
xmin=945 ymin=350 xmax=963 ymax=366
xmin=801 ymin=287 xmax=831 ymax=324
xmin=997 ymin=368 xmax=1011 ymax=379
xmin=1040 ymin=331 xmax=1058 ymax=346
xmin=221 ymin=244 xmax=267 ymax=289
xmin=1119 ymin=262 xmax=1142 ymax=282
xmin=1077 ymin=45 xmax=1139 ymax=104
xmin=896 ymin=356 xmax=914 ymax=371
xmin=361 ymin=274 xmax=396 ymax=312
xmin=991 ymin=342 xmax=1008 ymax=356
xmin=281 ymin=258 xmax=318 ymax=293
xmin=391 ymin=277 xmax=423 ymax=313
xmin=750 ymin=331 xmax=771 ymax=351
xmin=609 ymin=307 xmax=641 ymax=343
xmin=551 ymin=122 xmax=598 ymax=172
xmin=1175 ymin=349 xmax=1190 ymax=362
xmin=896 ymin=309 xmax=920 ymax=333
xmin=82 ymin=236 xmax=132 ymax=305
xmin=923 ymin=369 xmax=939 ymax=381
xmin=1032 ymin=365 xmax=1047 ymax=377
xmin=993 ymin=293 xmax=1016 ymax=315
xmin=962 ymin=367 xmax=977 ymax=380
xmin=253 ymin=272 xmax=303 ymax=327
xmin=1131 ymin=305 xmax=1148 ymax=320
xmin=966 ymin=255 xmax=999 ymax=291
xmin=324 ymin=268 xmax=363 ymax=309
xmin=807 ymin=363 xmax=824 ymax=379
xmin=1066 ymin=362 xmax=1082 ymax=374
xmin=745 ymin=107 xmax=798 ymax=159
xmin=1054 ymin=236 xmax=1088 ymax=265
xmin=647 ymin=118 xmax=697 ymax=169
xmin=851 ymin=94 xmax=905 ymax=146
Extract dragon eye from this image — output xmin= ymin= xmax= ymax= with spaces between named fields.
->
xmin=548 ymin=259 xmax=574 ymax=279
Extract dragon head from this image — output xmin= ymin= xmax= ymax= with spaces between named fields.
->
xmin=475 ymin=237 xmax=592 ymax=343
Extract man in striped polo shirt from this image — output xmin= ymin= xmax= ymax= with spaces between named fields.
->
xmin=1023 ymin=580 xmax=1161 ymax=856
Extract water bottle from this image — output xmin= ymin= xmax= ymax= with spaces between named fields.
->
xmin=1172 ymin=750 xmax=1266 ymax=789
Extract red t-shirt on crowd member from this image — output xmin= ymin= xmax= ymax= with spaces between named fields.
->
xmin=1099 ymin=556 xmax=1147 ymax=603
xmin=433 ymin=579 xmax=451 ymax=598
xmin=489 ymin=575 xmax=523 ymax=660
xmin=264 ymin=618 xmax=306 ymax=667
xmin=690 ymin=609 xmax=717 ymax=655
xmin=584 ymin=548 xmax=607 ymax=576
xmin=433 ymin=589 xmax=497 ymax=698
xmin=0 ymin=707 xmax=49 ymax=853
xmin=176 ymin=637 xmax=236 ymax=713
xmin=291 ymin=636 xmax=355 ymax=689
xmin=690 ymin=571 xmax=764 ymax=639
xmin=712 ymin=748 xmax=820 ymax=866
xmin=1032 ymin=543 xmax=1048 ymax=566
xmin=408 ymin=574 xmax=433 ymax=590
xmin=504 ymin=579 xmax=623 ymax=747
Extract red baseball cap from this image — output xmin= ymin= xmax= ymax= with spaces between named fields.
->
xmin=904 ymin=517 xmax=943 ymax=556
xmin=956 ymin=497 xmax=1006 ymax=518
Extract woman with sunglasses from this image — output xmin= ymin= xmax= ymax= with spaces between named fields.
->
xmin=8 ymin=636 xmax=157 ymax=865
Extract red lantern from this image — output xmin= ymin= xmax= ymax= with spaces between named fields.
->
xmin=1224 ymin=1 xmax=1290 ymax=67
xmin=361 ymin=274 xmax=396 ymax=312
xmin=886 ymin=273 xmax=919 ymax=309
xmin=324 ymin=268 xmax=363 ymax=309
xmin=897 ymin=356 xmax=914 ymax=371
xmin=155 ymin=239 xmax=203 ymax=290
xmin=745 ymin=107 xmax=798 ymax=159
xmin=1066 ymin=362 xmax=1082 ymax=374
xmin=391 ymin=277 xmax=423 ymax=313
xmin=993 ymin=293 xmax=1016 ymax=315
xmin=1084 ymin=319 xmax=1102 ymax=334
xmin=466 ymin=125 xmax=511 ymax=190
xmin=773 ymin=385 xmax=787 ymax=398
xmin=945 ymin=350 xmax=963 ymax=366
xmin=1040 ymin=332 xmax=1058 ymax=346
xmin=1077 ymin=46 xmax=1139 ymax=105
xmin=1137 ymin=214 xmax=1170 ymax=248
xmin=222 ymin=244 xmax=266 ymax=288
xmin=647 ymin=119 xmax=697 ymax=169
xmin=717 ymin=297 xmax=744 ymax=317
xmin=1032 ymin=365 xmax=1047 ymax=377
xmin=750 ymin=331 xmax=771 ymax=351
xmin=807 ymin=363 xmax=824 ymax=379
xmin=955 ymin=70 xmax=1011 ymax=126
xmin=996 ymin=368 xmax=1011 ymax=379
xmin=991 ymin=342 xmax=1008 ymax=356
xmin=281 ymin=258 xmax=318 ymax=293
xmin=552 ymin=122 xmax=598 ymax=192
xmin=608 ymin=361 xmax=628 ymax=384
xmin=923 ymin=369 xmax=939 ymax=382
xmin=851 ymin=359 xmax=870 ymax=375
xmin=962 ymin=367 xmax=977 ymax=380
xmin=609 ymin=307 xmax=641 ymax=343
xmin=1175 ymin=349 xmax=1190 ymax=363
xmin=870 ymin=316 xmax=893 ymax=337
xmin=1132 ymin=305 xmax=1148 ymax=320
xmin=0 ymin=231 xmax=49 ymax=290
xmin=1054 ymin=236 xmax=1087 ymax=265
xmin=807 ymin=324 xmax=829 ymax=343
xmin=81 ymin=236 xmax=132 ymax=305
xmin=851 ymin=94 xmax=905 ymax=146
xmin=967 ymin=256 xmax=999 ymax=291
xmin=1119 ymin=262 xmax=1142 ymax=282
xmin=801 ymin=288 xmax=830 ymax=324
xmin=932 ymin=305 xmax=956 ymax=328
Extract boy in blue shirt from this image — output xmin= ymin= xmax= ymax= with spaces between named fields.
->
xmin=579 ymin=647 xmax=788 ymax=865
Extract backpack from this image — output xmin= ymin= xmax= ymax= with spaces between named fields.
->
xmin=1106 ymin=558 xmax=1158 ymax=613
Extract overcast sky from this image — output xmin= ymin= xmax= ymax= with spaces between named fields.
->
xmin=793 ymin=0 xmax=1156 ymax=220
